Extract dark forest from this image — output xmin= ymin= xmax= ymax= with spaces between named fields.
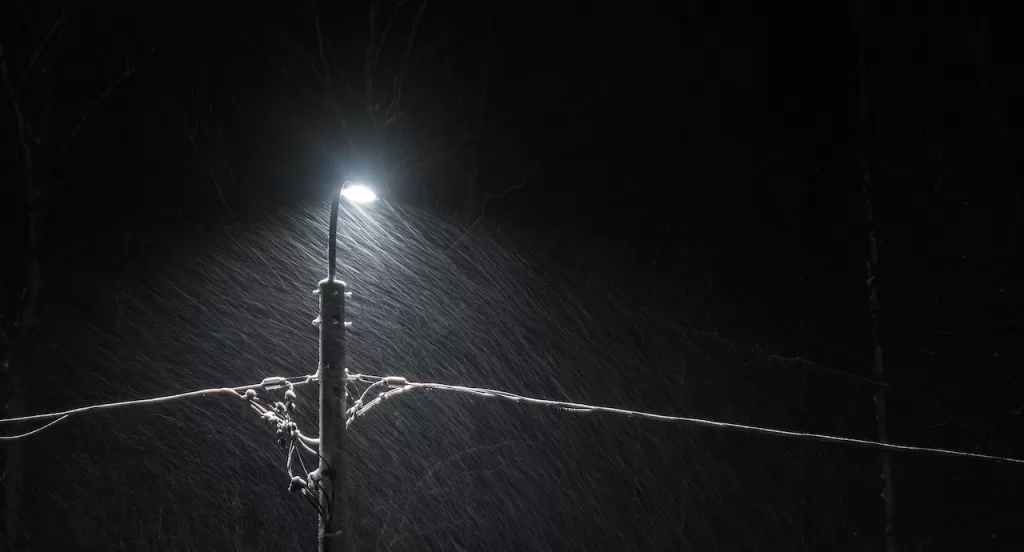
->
xmin=2 ymin=1 xmax=1022 ymax=550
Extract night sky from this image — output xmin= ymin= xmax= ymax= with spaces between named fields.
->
xmin=3 ymin=1 xmax=1023 ymax=550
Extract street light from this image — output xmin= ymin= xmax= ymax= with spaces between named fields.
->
xmin=318 ymin=179 xmax=376 ymax=552
xmin=340 ymin=182 xmax=377 ymax=205
xmin=328 ymin=182 xmax=378 ymax=281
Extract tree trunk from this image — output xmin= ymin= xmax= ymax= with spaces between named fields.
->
xmin=957 ymin=3 xmax=1023 ymax=221
xmin=4 ymin=161 xmax=45 ymax=552
xmin=4 ymin=368 xmax=26 ymax=552
xmin=2 ymin=42 xmax=48 ymax=546
xmin=859 ymin=52 xmax=897 ymax=552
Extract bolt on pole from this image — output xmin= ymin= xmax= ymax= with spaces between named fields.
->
xmin=318 ymin=190 xmax=348 ymax=552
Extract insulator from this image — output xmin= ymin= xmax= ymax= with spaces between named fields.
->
xmin=261 ymin=377 xmax=287 ymax=389
xmin=289 ymin=476 xmax=307 ymax=493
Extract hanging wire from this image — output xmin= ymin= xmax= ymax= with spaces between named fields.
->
xmin=345 ymin=374 xmax=1024 ymax=467
xmin=0 ymin=374 xmax=315 ymax=428
xmin=245 ymin=378 xmax=328 ymax=519
xmin=4 ymin=370 xmax=1024 ymax=468
xmin=0 ymin=415 xmax=70 ymax=441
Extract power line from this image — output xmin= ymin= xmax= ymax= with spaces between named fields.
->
xmin=3 ymin=372 xmax=1023 ymax=467
xmin=0 ymin=375 xmax=314 ymax=427
xmin=0 ymin=415 xmax=69 ymax=441
xmin=347 ymin=374 xmax=1024 ymax=467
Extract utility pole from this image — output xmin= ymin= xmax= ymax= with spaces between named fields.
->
xmin=317 ymin=190 xmax=348 ymax=552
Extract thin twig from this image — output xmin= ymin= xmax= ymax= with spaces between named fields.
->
xmin=443 ymin=179 xmax=527 ymax=254
xmin=314 ymin=6 xmax=333 ymax=101
xmin=387 ymin=0 xmax=428 ymax=122
xmin=206 ymin=103 xmax=237 ymax=218
xmin=49 ymin=15 xmax=185 ymax=162
xmin=1 ymin=45 xmax=34 ymax=179
xmin=16 ymin=5 xmax=70 ymax=95
xmin=260 ymin=51 xmax=319 ymax=101
xmin=366 ymin=0 xmax=408 ymax=72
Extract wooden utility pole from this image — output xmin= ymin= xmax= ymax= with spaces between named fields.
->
xmin=317 ymin=191 xmax=348 ymax=552
xmin=859 ymin=52 xmax=897 ymax=552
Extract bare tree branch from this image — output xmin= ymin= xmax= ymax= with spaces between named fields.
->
xmin=365 ymin=1 xmax=377 ymax=116
xmin=411 ymin=32 xmax=454 ymax=67
xmin=366 ymin=0 xmax=408 ymax=73
xmin=482 ymin=178 xmax=527 ymax=205
xmin=48 ymin=15 xmax=184 ymax=162
xmin=387 ymin=0 xmax=428 ymax=123
xmin=16 ymin=5 xmax=70 ymax=95
xmin=443 ymin=60 xmax=465 ymax=108
xmin=325 ymin=42 xmax=367 ymax=109
xmin=206 ymin=103 xmax=237 ymax=218
xmin=264 ymin=21 xmax=366 ymax=112
xmin=398 ymin=130 xmax=476 ymax=181
xmin=185 ymin=117 xmax=232 ymax=218
xmin=186 ymin=119 xmax=214 ymax=188
xmin=48 ymin=66 xmax=134 ymax=161
xmin=261 ymin=51 xmax=319 ymax=101
xmin=262 ymin=24 xmax=325 ymax=80
xmin=444 ymin=178 xmax=529 ymax=253
xmin=1 ymin=45 xmax=34 ymax=174
xmin=314 ymin=6 xmax=333 ymax=102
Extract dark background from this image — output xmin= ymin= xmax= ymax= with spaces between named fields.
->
xmin=2 ymin=0 xmax=1023 ymax=550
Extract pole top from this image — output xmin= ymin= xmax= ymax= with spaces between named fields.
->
xmin=314 ymin=279 xmax=347 ymax=296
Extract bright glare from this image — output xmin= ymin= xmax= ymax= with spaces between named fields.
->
xmin=341 ymin=183 xmax=378 ymax=204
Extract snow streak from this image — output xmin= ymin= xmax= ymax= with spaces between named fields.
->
xmin=22 ymin=201 xmax=1012 ymax=551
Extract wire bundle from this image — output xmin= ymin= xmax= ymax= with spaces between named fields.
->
xmin=242 ymin=376 xmax=327 ymax=518
xmin=3 ymin=371 xmax=1024 ymax=469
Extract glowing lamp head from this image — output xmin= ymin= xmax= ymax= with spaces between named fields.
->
xmin=341 ymin=182 xmax=378 ymax=204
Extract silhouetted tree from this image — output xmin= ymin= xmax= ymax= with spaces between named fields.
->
xmin=1 ymin=5 xmax=178 ymax=548
xmin=262 ymin=0 xmax=526 ymax=211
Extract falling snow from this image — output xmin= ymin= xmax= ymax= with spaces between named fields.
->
xmin=18 ymin=203 xmax=1015 ymax=550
